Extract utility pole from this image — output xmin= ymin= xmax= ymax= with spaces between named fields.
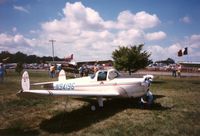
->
xmin=49 ymin=39 xmax=56 ymax=63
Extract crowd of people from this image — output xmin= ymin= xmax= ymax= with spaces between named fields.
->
xmin=49 ymin=64 xmax=62 ymax=78
xmin=78 ymin=65 xmax=89 ymax=77
xmin=78 ymin=63 xmax=105 ymax=77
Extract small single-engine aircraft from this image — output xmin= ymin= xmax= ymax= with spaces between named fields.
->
xmin=17 ymin=69 xmax=153 ymax=110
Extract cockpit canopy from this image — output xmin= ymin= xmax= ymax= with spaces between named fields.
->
xmin=91 ymin=69 xmax=120 ymax=81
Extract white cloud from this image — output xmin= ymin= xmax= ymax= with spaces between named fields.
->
xmin=62 ymin=2 xmax=104 ymax=31
xmin=0 ymin=33 xmax=13 ymax=44
xmin=29 ymin=30 xmax=39 ymax=34
xmin=180 ymin=16 xmax=191 ymax=24
xmin=37 ymin=2 xmax=163 ymax=61
xmin=0 ymin=33 xmax=41 ymax=55
xmin=146 ymin=43 xmax=182 ymax=61
xmin=12 ymin=27 xmax=17 ymax=33
xmin=145 ymin=31 xmax=167 ymax=41
xmin=189 ymin=34 xmax=200 ymax=48
xmin=104 ymin=10 xmax=160 ymax=30
xmin=113 ymin=29 xmax=144 ymax=45
xmin=13 ymin=5 xmax=29 ymax=13
xmin=190 ymin=34 xmax=200 ymax=42
xmin=133 ymin=11 xmax=161 ymax=29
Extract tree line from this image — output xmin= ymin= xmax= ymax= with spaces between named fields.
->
xmin=0 ymin=51 xmax=63 ymax=64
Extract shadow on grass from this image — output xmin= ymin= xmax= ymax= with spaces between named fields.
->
xmin=40 ymin=96 xmax=169 ymax=134
xmin=192 ymin=81 xmax=200 ymax=85
xmin=0 ymin=128 xmax=39 ymax=136
xmin=153 ymin=94 xmax=165 ymax=100
xmin=152 ymin=80 xmax=166 ymax=84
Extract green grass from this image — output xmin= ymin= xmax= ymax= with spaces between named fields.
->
xmin=0 ymin=70 xmax=200 ymax=136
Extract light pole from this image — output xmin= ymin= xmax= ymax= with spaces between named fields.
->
xmin=49 ymin=39 xmax=56 ymax=63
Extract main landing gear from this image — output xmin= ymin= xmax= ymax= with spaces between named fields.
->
xmin=91 ymin=97 xmax=104 ymax=111
xmin=140 ymin=90 xmax=154 ymax=108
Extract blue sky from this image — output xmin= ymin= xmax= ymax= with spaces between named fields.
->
xmin=0 ymin=0 xmax=199 ymax=62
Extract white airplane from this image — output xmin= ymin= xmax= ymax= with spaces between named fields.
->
xmin=17 ymin=69 xmax=153 ymax=110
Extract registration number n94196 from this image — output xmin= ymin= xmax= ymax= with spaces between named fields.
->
xmin=53 ymin=83 xmax=75 ymax=90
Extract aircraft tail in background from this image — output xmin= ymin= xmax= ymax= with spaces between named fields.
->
xmin=65 ymin=54 xmax=73 ymax=62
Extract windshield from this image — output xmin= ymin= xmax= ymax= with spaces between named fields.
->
xmin=90 ymin=74 xmax=95 ymax=79
xmin=90 ymin=69 xmax=120 ymax=80
xmin=108 ymin=70 xmax=120 ymax=80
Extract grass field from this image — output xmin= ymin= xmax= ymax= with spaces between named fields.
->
xmin=0 ymin=70 xmax=200 ymax=136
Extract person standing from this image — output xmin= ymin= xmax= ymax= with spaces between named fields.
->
xmin=79 ymin=65 xmax=84 ymax=77
xmin=177 ymin=64 xmax=182 ymax=77
xmin=93 ymin=63 xmax=99 ymax=73
xmin=84 ymin=65 xmax=89 ymax=76
xmin=0 ymin=63 xmax=5 ymax=83
xmin=50 ymin=65 xmax=55 ymax=78
xmin=171 ymin=65 xmax=176 ymax=77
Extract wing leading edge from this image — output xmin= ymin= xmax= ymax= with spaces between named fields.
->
xmin=18 ymin=89 xmax=120 ymax=98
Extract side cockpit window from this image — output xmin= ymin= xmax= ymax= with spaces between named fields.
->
xmin=108 ymin=70 xmax=120 ymax=80
xmin=97 ymin=71 xmax=107 ymax=81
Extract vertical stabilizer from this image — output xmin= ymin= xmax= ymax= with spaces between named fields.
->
xmin=58 ymin=70 xmax=66 ymax=81
xmin=21 ymin=71 xmax=30 ymax=91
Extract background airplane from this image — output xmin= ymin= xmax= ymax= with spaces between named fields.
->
xmin=65 ymin=54 xmax=73 ymax=62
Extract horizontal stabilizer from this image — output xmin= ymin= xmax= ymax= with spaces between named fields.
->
xmin=31 ymin=70 xmax=66 ymax=86
xmin=32 ymin=81 xmax=55 ymax=86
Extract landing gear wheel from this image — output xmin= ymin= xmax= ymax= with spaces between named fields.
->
xmin=91 ymin=105 xmax=96 ymax=111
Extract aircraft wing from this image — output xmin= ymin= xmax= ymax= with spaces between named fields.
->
xmin=17 ymin=89 xmax=120 ymax=98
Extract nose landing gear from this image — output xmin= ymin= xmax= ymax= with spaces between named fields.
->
xmin=90 ymin=97 xmax=104 ymax=111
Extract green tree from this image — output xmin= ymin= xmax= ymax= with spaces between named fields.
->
xmin=15 ymin=62 xmax=23 ymax=74
xmin=112 ymin=44 xmax=151 ymax=75
xmin=14 ymin=52 xmax=27 ymax=63
xmin=0 ymin=51 xmax=12 ymax=63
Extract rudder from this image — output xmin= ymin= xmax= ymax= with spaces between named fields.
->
xmin=58 ymin=69 xmax=66 ymax=81
xmin=21 ymin=71 xmax=30 ymax=91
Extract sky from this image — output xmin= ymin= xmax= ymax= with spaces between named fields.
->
xmin=0 ymin=0 xmax=200 ymax=62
